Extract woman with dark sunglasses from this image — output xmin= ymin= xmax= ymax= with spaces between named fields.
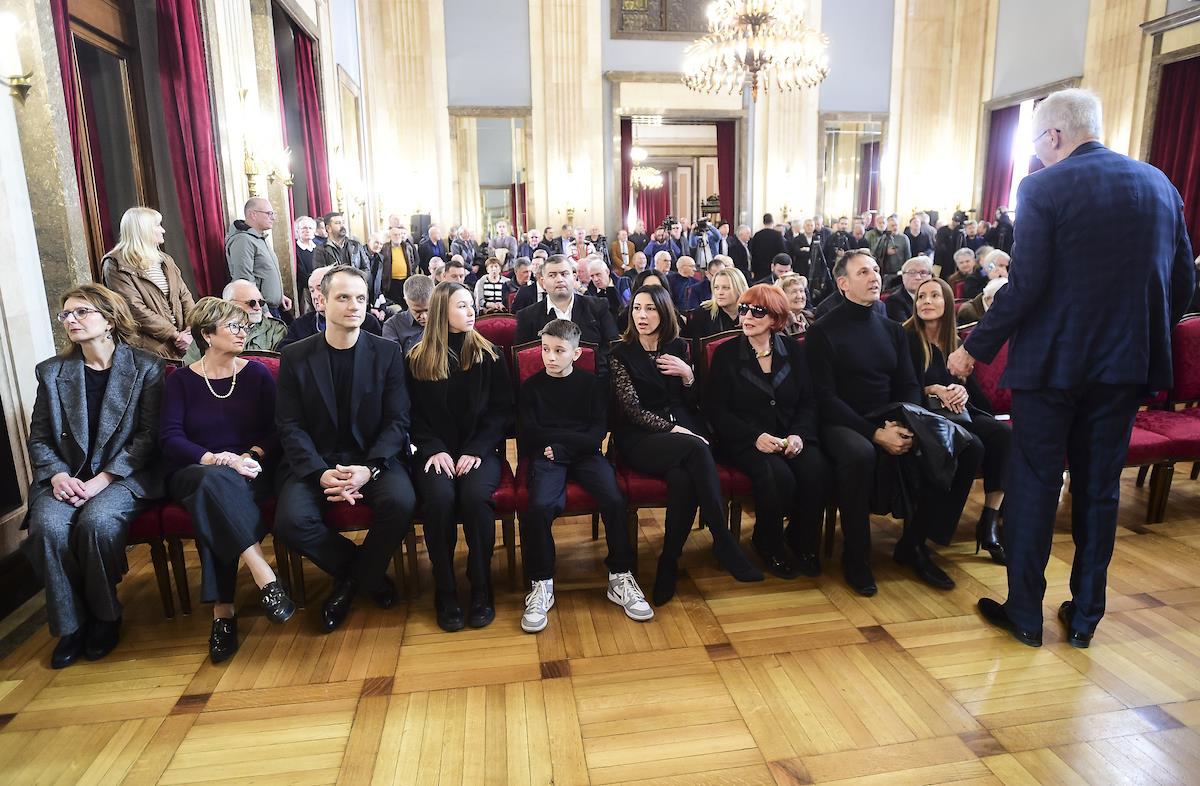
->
xmin=703 ymin=285 xmax=833 ymax=577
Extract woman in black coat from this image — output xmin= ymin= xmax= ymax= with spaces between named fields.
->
xmin=610 ymin=285 xmax=761 ymax=605
xmin=686 ymin=267 xmax=747 ymax=355
xmin=408 ymin=282 xmax=514 ymax=631
xmin=25 ymin=284 xmax=164 ymax=668
xmin=704 ymin=285 xmax=832 ymax=577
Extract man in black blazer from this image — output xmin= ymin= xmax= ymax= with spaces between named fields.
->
xmin=515 ymin=255 xmax=618 ymax=375
xmin=950 ymin=90 xmax=1196 ymax=648
xmin=417 ymin=225 xmax=448 ymax=273
xmin=884 ymin=257 xmax=933 ymax=322
xmin=749 ymin=214 xmax=786 ymax=282
xmin=728 ymin=225 xmax=752 ymax=277
xmin=275 ymin=265 xmax=416 ymax=633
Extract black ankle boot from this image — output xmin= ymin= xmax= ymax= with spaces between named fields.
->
xmin=975 ymin=508 xmax=1006 ymax=565
xmin=652 ymin=555 xmax=679 ymax=606
xmin=710 ymin=527 xmax=764 ymax=583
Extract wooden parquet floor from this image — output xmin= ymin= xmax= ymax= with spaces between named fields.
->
xmin=2 ymin=465 xmax=1200 ymax=784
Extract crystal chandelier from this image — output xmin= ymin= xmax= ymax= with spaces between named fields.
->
xmin=683 ymin=0 xmax=830 ymax=101
xmin=629 ymin=146 xmax=664 ymax=190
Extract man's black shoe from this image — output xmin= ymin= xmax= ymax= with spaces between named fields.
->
xmin=843 ymin=562 xmax=877 ymax=596
xmin=435 ymin=592 xmax=465 ymax=632
xmin=370 ymin=577 xmax=399 ymax=609
xmin=1058 ymin=601 xmax=1093 ymax=649
xmin=467 ymin=588 xmax=495 ymax=629
xmin=321 ymin=579 xmax=358 ymax=633
xmin=893 ymin=544 xmax=955 ymax=590
xmin=978 ymin=598 xmax=1042 ymax=647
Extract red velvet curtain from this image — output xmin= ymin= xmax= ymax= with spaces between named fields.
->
xmin=157 ymin=0 xmax=227 ymax=296
xmin=49 ymin=0 xmax=84 ymax=209
xmin=620 ymin=118 xmax=633 ymax=230
xmin=855 ymin=140 xmax=881 ymax=214
xmin=636 ymin=184 xmax=671 ymax=234
xmin=980 ymin=105 xmax=1021 ymax=220
xmin=716 ymin=120 xmax=736 ymax=223
xmin=293 ymin=29 xmax=332 ymax=218
xmin=1150 ymin=56 xmax=1200 ymax=245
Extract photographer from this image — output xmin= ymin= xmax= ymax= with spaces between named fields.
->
xmin=688 ymin=219 xmax=721 ymax=267
xmin=644 ymin=218 xmax=685 ymax=266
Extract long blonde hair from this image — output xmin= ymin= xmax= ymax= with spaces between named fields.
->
xmin=107 ymin=206 xmax=165 ymax=272
xmin=408 ymin=282 xmax=498 ymax=381
xmin=702 ymin=267 xmax=748 ymax=318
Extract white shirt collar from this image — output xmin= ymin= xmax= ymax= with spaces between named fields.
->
xmin=546 ymin=293 xmax=574 ymax=320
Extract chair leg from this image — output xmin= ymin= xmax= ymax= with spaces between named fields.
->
xmin=591 ymin=512 xmax=600 ymax=541
xmin=392 ymin=547 xmax=406 ymax=599
xmin=406 ymin=529 xmax=420 ymax=598
xmin=503 ymin=515 xmax=518 ymax=592
xmin=166 ymin=536 xmax=192 ymax=615
xmin=1148 ymin=462 xmax=1175 ymax=524
xmin=1136 ymin=465 xmax=1150 ymax=488
xmin=147 ymin=539 xmax=175 ymax=619
xmin=289 ymin=549 xmax=307 ymax=608
xmin=271 ymin=535 xmax=291 ymax=593
xmin=628 ymin=509 xmax=640 ymax=579
xmin=729 ymin=501 xmax=742 ymax=541
xmin=1190 ymin=461 xmax=1199 ymax=481
xmin=823 ymin=502 xmax=837 ymax=559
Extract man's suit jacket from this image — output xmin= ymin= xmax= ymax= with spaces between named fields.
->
xmin=728 ymin=237 xmax=751 ymax=276
xmin=884 ymin=287 xmax=914 ymax=323
xmin=610 ymin=239 xmax=635 ymax=274
xmin=512 ymin=282 xmax=542 ymax=312
xmin=26 ymin=343 xmax=165 ymax=510
xmin=749 ymin=228 xmax=786 ymax=281
xmin=515 ymin=295 xmax=619 ymax=374
xmin=278 ymin=311 xmax=383 ymax=350
xmin=418 ymin=239 xmax=448 ymax=271
xmin=964 ymin=141 xmax=1195 ymax=391
xmin=276 ymin=331 xmax=410 ymax=481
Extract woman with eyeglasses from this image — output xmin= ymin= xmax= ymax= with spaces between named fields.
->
xmin=704 ymin=285 xmax=833 ymax=577
xmin=102 ymin=206 xmax=196 ymax=359
xmin=24 ymin=284 xmax=165 ymax=669
xmin=159 ymin=297 xmax=295 ymax=663
xmin=609 ymin=285 xmax=761 ymax=606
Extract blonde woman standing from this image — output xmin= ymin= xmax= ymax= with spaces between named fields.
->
xmin=102 ymin=206 xmax=196 ymax=358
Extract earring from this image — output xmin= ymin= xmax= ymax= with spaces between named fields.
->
xmin=105 ymin=330 xmax=113 ymax=342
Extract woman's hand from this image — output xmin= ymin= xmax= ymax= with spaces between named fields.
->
xmin=50 ymin=472 xmax=88 ymax=506
xmin=424 ymin=452 xmax=456 ymax=476
xmin=937 ymin=383 xmax=969 ymax=414
xmin=205 ymin=451 xmax=245 ymax=468
xmin=455 ymin=455 xmax=483 ymax=476
xmin=755 ymin=432 xmax=785 ymax=454
xmin=670 ymin=425 xmax=709 ymax=445
xmin=174 ymin=332 xmax=193 ymax=351
xmin=655 ymin=354 xmax=695 ymax=385
xmin=783 ymin=435 xmax=804 ymax=458
xmin=78 ymin=472 xmax=114 ymax=506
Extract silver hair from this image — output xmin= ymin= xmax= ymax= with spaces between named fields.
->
xmin=953 ymin=248 xmax=976 ymax=263
xmin=221 ymin=279 xmax=256 ymax=300
xmin=903 ymin=255 xmax=933 ymax=273
xmin=403 ymin=274 xmax=434 ymax=304
xmin=294 ymin=215 xmax=316 ymax=232
xmin=982 ymin=249 xmax=1010 ymax=269
xmin=1034 ymin=88 xmax=1102 ymax=141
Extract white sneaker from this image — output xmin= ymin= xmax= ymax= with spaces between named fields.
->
xmin=521 ymin=579 xmax=555 ymax=633
xmin=607 ymin=572 xmax=654 ymax=622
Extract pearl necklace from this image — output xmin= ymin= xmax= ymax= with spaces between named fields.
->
xmin=200 ymin=357 xmax=238 ymax=400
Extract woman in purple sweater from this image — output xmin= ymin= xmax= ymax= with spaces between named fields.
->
xmin=159 ymin=297 xmax=294 ymax=663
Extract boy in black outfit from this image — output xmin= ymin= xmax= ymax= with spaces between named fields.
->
xmin=517 ymin=319 xmax=652 ymax=633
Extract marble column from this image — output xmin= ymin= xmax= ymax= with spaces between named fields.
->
xmin=528 ymin=0 xmax=604 ymax=229
xmin=356 ymin=0 xmax=453 ymax=223
xmin=1083 ymin=0 xmax=1164 ymax=158
xmin=451 ymin=116 xmax=482 ymax=235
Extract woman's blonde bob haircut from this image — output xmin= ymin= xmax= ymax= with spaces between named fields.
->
xmin=188 ymin=297 xmax=250 ymax=354
xmin=107 ymin=206 xmax=165 ymax=272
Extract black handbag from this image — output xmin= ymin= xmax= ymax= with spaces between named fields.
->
xmin=927 ymin=394 xmax=972 ymax=425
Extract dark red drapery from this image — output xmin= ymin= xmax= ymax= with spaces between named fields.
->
xmin=980 ymin=105 xmax=1021 ymax=220
xmin=620 ymin=118 xmax=633 ymax=231
xmin=855 ymin=140 xmax=881 ymax=215
xmin=1150 ymin=56 xmax=1200 ymax=245
xmin=157 ymin=0 xmax=227 ymax=296
xmin=293 ymin=30 xmax=332 ymax=218
xmin=49 ymin=0 xmax=85 ymax=210
xmin=636 ymin=184 xmax=671 ymax=235
xmin=716 ymin=120 xmax=736 ymax=224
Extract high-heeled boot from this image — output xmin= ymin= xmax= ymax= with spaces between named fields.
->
xmin=975 ymin=507 xmax=1005 ymax=565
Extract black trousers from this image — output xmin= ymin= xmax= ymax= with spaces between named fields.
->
xmin=169 ymin=464 xmax=268 ymax=604
xmin=725 ymin=444 xmax=832 ymax=556
xmin=1004 ymin=384 xmax=1141 ymax=635
xmin=413 ymin=453 xmax=502 ymax=595
xmin=819 ymin=425 xmax=983 ymax=566
xmin=275 ymin=468 xmax=415 ymax=592
xmin=520 ymin=454 xmax=631 ymax=581
xmin=619 ymin=430 xmax=726 ymax=561
xmin=965 ymin=412 xmax=1011 ymax=495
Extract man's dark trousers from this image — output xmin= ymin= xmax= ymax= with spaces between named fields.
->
xmin=1003 ymin=384 xmax=1141 ymax=635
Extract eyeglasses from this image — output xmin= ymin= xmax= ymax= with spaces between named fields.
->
xmin=1033 ymin=128 xmax=1058 ymax=143
xmin=238 ymin=299 xmax=267 ymax=308
xmin=224 ymin=322 xmax=251 ymax=335
xmin=252 ymin=209 xmax=276 ymax=219
xmin=56 ymin=307 xmax=101 ymax=322
xmin=737 ymin=304 xmax=770 ymax=318
xmin=902 ymin=269 xmax=932 ymax=278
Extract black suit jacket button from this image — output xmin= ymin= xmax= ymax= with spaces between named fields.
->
xmin=769 ymin=400 xmax=776 ymax=406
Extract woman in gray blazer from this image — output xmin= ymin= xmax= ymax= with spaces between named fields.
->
xmin=24 ymin=283 xmax=164 ymax=669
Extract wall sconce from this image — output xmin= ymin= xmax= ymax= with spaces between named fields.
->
xmin=266 ymin=146 xmax=293 ymax=188
xmin=0 ymin=14 xmax=34 ymax=102
xmin=244 ymin=140 xmax=262 ymax=197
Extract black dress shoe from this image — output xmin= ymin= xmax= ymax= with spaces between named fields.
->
xmin=893 ymin=544 xmax=955 ymax=590
xmin=793 ymin=552 xmax=821 ymax=578
xmin=467 ymin=588 xmax=495 ymax=629
xmin=370 ymin=577 xmax=398 ymax=609
xmin=843 ymin=561 xmax=877 ymax=596
xmin=51 ymin=628 xmax=87 ymax=669
xmin=1058 ymin=601 xmax=1093 ymax=649
xmin=260 ymin=581 xmax=295 ymax=624
xmin=209 ymin=617 xmax=239 ymax=664
xmin=978 ymin=598 xmax=1042 ymax=647
xmin=321 ymin=579 xmax=358 ymax=633
xmin=711 ymin=529 xmax=764 ymax=582
xmin=435 ymin=592 xmax=465 ymax=632
xmin=652 ymin=556 xmax=679 ymax=606
xmin=750 ymin=537 xmax=802 ymax=579
xmin=84 ymin=617 xmax=121 ymax=661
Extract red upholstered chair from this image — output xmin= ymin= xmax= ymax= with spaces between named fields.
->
xmin=475 ymin=313 xmax=518 ymax=373
xmin=958 ymin=327 xmax=1012 ymax=416
xmin=953 ymin=281 xmax=966 ymax=299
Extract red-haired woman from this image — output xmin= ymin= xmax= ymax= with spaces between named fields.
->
xmin=704 ymin=285 xmax=832 ymax=577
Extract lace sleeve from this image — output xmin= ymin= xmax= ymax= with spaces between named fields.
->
xmin=611 ymin=357 xmax=674 ymax=433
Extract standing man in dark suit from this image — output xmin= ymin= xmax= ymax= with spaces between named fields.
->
xmin=418 ymin=225 xmax=448 ymax=273
xmin=515 ymin=255 xmax=619 ymax=375
xmin=949 ymin=89 xmax=1195 ymax=648
xmin=749 ymin=214 xmax=787 ymax=282
xmin=274 ymin=265 xmax=417 ymax=633
xmin=728 ymin=224 xmax=753 ymax=277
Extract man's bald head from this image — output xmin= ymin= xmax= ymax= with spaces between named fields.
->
xmin=309 ymin=265 xmax=333 ymax=311
xmin=244 ymin=197 xmax=274 ymax=231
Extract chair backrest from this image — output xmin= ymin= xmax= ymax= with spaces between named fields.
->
xmin=953 ymin=281 xmax=966 ymax=299
xmin=512 ymin=340 xmax=597 ymax=384
xmin=475 ymin=313 xmax=518 ymax=373
xmin=959 ymin=325 xmax=1010 ymax=415
xmin=1170 ymin=314 xmax=1200 ymax=403
xmin=698 ymin=329 xmax=742 ymax=382
xmin=244 ymin=353 xmax=281 ymax=380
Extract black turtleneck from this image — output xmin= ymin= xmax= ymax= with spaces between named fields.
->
xmin=806 ymin=298 xmax=921 ymax=439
